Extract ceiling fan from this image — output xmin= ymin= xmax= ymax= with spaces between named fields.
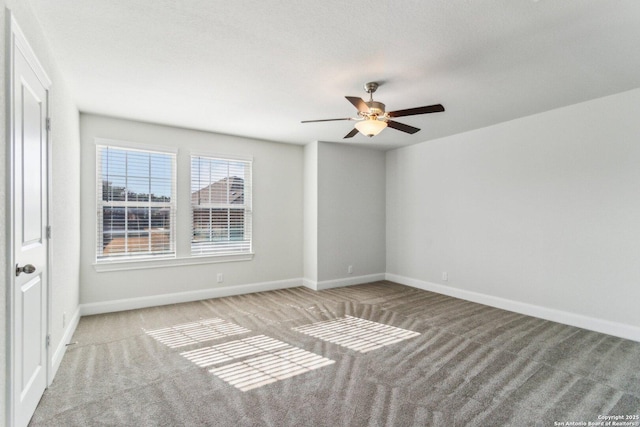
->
xmin=301 ymin=82 xmax=445 ymax=139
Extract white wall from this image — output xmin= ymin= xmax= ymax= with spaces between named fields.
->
xmin=387 ymin=88 xmax=640 ymax=338
xmin=303 ymin=141 xmax=318 ymax=284
xmin=1 ymin=2 xmax=81 ymax=425
xmin=79 ymin=114 xmax=303 ymax=306
xmin=315 ymin=142 xmax=386 ymax=285
xmin=47 ymin=39 xmax=81 ymax=373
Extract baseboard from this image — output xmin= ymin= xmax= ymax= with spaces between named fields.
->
xmin=303 ymin=273 xmax=386 ymax=291
xmin=302 ymin=278 xmax=317 ymax=290
xmin=50 ymin=306 xmax=81 ymax=384
xmin=386 ymin=273 xmax=640 ymax=343
xmin=79 ymin=278 xmax=303 ymax=316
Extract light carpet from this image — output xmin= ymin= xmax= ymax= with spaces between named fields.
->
xmin=29 ymin=282 xmax=640 ymax=426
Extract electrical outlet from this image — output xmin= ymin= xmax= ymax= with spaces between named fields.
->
xmin=217 ymin=273 xmax=224 ymax=283
xmin=347 ymin=265 xmax=353 ymax=274
xmin=442 ymin=272 xmax=448 ymax=281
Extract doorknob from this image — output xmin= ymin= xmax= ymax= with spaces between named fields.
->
xmin=16 ymin=264 xmax=36 ymax=276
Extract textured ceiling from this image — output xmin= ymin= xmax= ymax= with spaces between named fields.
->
xmin=27 ymin=0 xmax=640 ymax=150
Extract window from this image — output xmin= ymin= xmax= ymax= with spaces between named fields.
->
xmin=191 ymin=155 xmax=252 ymax=256
xmin=96 ymin=144 xmax=176 ymax=261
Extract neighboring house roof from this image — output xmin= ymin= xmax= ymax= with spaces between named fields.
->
xmin=192 ymin=176 xmax=244 ymax=205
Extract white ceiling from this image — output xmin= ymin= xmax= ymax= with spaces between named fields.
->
xmin=27 ymin=0 xmax=640 ymax=150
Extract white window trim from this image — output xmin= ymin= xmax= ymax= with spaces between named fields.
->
xmin=94 ymin=137 xmax=179 ymax=154
xmin=92 ymin=142 xmax=257 ymax=272
xmin=95 ymin=138 xmax=178 ymax=263
xmin=190 ymin=151 xmax=253 ymax=257
xmin=190 ymin=150 xmax=252 ymax=162
xmin=93 ymin=253 xmax=254 ymax=272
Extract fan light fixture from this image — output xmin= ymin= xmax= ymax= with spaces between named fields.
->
xmin=301 ymin=81 xmax=445 ymax=140
xmin=355 ymin=118 xmax=387 ymax=137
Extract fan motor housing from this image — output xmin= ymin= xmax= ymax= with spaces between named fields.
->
xmin=366 ymin=101 xmax=385 ymax=116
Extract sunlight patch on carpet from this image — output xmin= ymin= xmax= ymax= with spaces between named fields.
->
xmin=181 ymin=334 xmax=334 ymax=391
xmin=292 ymin=315 xmax=420 ymax=353
xmin=209 ymin=347 xmax=334 ymax=391
xmin=180 ymin=335 xmax=289 ymax=367
xmin=144 ymin=318 xmax=250 ymax=348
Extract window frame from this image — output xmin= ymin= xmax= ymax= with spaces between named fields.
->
xmin=92 ymin=140 xmax=254 ymax=272
xmin=190 ymin=152 xmax=253 ymax=257
xmin=95 ymin=138 xmax=178 ymax=264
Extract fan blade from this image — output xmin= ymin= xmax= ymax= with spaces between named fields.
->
xmin=388 ymin=104 xmax=444 ymax=118
xmin=301 ymin=118 xmax=354 ymax=123
xmin=387 ymin=120 xmax=420 ymax=134
xmin=343 ymin=128 xmax=359 ymax=139
xmin=345 ymin=96 xmax=369 ymax=113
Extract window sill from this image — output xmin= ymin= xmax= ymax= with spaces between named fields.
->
xmin=93 ymin=253 xmax=254 ymax=272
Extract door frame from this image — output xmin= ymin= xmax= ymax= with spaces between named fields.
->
xmin=5 ymin=11 xmax=53 ymax=427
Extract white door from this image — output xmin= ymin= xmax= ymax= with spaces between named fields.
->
xmin=10 ymin=16 xmax=51 ymax=427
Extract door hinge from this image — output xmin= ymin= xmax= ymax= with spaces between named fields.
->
xmin=46 ymin=117 xmax=51 ymax=131
xmin=46 ymin=335 xmax=51 ymax=348
xmin=46 ymin=225 xmax=52 ymax=239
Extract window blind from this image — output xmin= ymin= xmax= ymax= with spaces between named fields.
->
xmin=96 ymin=145 xmax=176 ymax=261
xmin=191 ymin=155 xmax=252 ymax=256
